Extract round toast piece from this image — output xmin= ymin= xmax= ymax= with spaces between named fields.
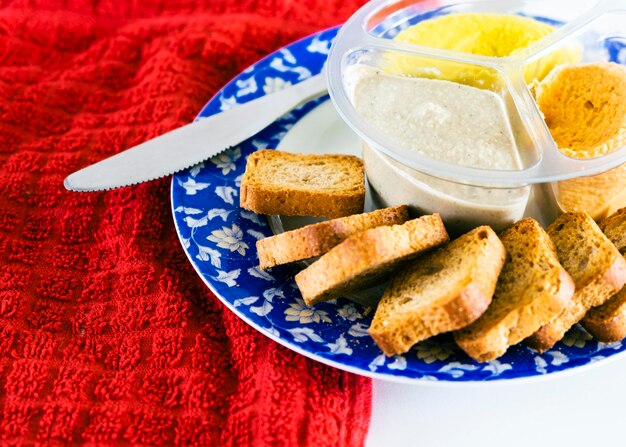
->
xmin=455 ymin=218 xmax=574 ymax=362
xmin=582 ymin=208 xmax=626 ymax=342
xmin=369 ymin=226 xmax=505 ymax=357
xmin=240 ymin=150 xmax=366 ymax=218
xmin=294 ymin=214 xmax=449 ymax=306
xmin=525 ymin=212 xmax=626 ymax=353
xmin=256 ymin=206 xmax=410 ymax=270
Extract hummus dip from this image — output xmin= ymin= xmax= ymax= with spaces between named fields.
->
xmin=349 ymin=65 xmax=520 ymax=170
xmin=347 ymin=65 xmax=530 ymax=231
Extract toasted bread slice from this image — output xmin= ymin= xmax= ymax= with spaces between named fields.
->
xmin=582 ymin=288 xmax=626 ymax=342
xmin=526 ymin=212 xmax=626 ymax=352
xmin=582 ymin=208 xmax=626 ymax=341
xmin=294 ymin=214 xmax=448 ymax=306
xmin=599 ymin=208 xmax=626 ymax=252
xmin=240 ymin=150 xmax=365 ymax=218
xmin=455 ymin=218 xmax=575 ymax=362
xmin=257 ymin=206 xmax=410 ymax=270
xmin=369 ymin=226 xmax=505 ymax=357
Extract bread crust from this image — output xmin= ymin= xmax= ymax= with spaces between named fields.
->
xmin=295 ymin=214 xmax=449 ymax=306
xmin=582 ymin=288 xmax=626 ymax=342
xmin=239 ymin=150 xmax=365 ymax=218
xmin=458 ymin=268 xmax=575 ymax=362
xmin=524 ymin=212 xmax=626 ymax=353
xmin=455 ymin=218 xmax=575 ymax=362
xmin=256 ymin=206 xmax=410 ymax=270
xmin=526 ymin=255 xmax=626 ymax=352
xmin=241 ymin=183 xmax=365 ymax=218
xmin=581 ymin=207 xmax=626 ymax=342
xmin=368 ymin=226 xmax=505 ymax=357
xmin=371 ymin=282 xmax=492 ymax=357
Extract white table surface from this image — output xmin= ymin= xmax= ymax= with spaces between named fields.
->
xmin=278 ymin=99 xmax=626 ymax=447
xmin=366 ymin=356 xmax=626 ymax=446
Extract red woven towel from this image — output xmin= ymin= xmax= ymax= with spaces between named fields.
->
xmin=0 ymin=1 xmax=372 ymax=445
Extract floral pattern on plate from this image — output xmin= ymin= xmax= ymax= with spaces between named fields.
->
xmin=171 ymin=27 xmax=626 ymax=382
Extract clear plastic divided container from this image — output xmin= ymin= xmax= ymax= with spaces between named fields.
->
xmin=327 ymin=0 xmax=626 ymax=232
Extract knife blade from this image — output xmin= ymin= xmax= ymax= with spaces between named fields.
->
xmin=64 ymin=73 xmax=328 ymax=192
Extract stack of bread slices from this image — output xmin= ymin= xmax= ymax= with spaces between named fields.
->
xmin=240 ymin=149 xmax=626 ymax=362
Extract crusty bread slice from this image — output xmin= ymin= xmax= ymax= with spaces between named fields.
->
xmin=582 ymin=288 xmax=626 ymax=342
xmin=599 ymin=208 xmax=626 ymax=253
xmin=526 ymin=212 xmax=626 ymax=352
xmin=294 ymin=214 xmax=448 ymax=306
xmin=369 ymin=226 xmax=505 ymax=357
xmin=582 ymin=208 xmax=626 ymax=342
xmin=257 ymin=205 xmax=410 ymax=270
xmin=454 ymin=218 xmax=575 ymax=362
xmin=240 ymin=150 xmax=365 ymax=218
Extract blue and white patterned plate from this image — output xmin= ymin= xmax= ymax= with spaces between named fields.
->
xmin=171 ymin=27 xmax=626 ymax=383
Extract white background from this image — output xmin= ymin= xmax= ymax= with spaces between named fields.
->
xmin=367 ymin=357 xmax=626 ymax=446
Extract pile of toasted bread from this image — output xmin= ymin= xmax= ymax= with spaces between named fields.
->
xmin=240 ymin=150 xmax=626 ymax=362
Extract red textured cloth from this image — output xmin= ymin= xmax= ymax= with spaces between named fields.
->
xmin=0 ymin=1 xmax=372 ymax=445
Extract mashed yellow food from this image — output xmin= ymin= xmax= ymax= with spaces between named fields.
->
xmin=536 ymin=63 xmax=626 ymax=159
xmin=389 ymin=13 xmax=580 ymax=89
xmin=536 ymin=62 xmax=626 ymax=220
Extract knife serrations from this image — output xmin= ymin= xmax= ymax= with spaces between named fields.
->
xmin=63 ymin=146 xmax=232 ymax=192
xmin=64 ymin=73 xmax=327 ymax=191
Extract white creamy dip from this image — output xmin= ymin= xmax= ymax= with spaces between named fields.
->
xmin=348 ymin=65 xmax=520 ymax=170
xmin=345 ymin=65 xmax=530 ymax=231
xmin=363 ymin=144 xmax=530 ymax=232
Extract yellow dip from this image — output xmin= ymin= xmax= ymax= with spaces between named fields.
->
xmin=536 ymin=62 xmax=626 ymax=220
xmin=390 ymin=13 xmax=580 ymax=88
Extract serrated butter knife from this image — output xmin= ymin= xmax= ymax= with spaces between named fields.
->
xmin=64 ymin=73 xmax=327 ymax=192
